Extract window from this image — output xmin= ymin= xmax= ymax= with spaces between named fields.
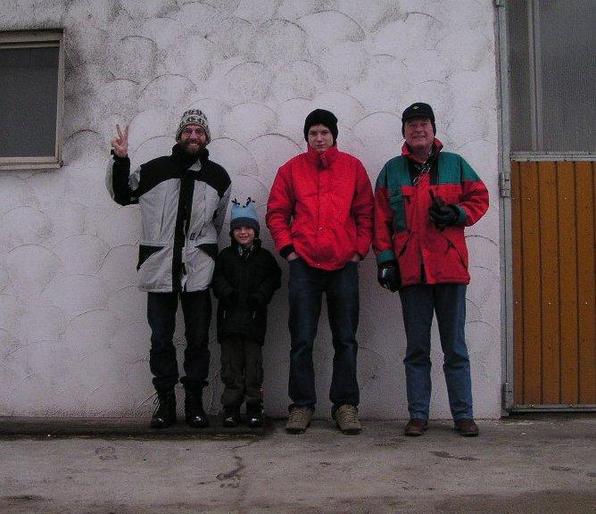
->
xmin=0 ymin=30 xmax=64 ymax=170
xmin=508 ymin=1 xmax=595 ymax=154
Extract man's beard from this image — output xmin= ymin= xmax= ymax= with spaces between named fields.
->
xmin=180 ymin=140 xmax=204 ymax=155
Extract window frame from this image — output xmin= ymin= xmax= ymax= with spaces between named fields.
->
xmin=0 ymin=29 xmax=65 ymax=171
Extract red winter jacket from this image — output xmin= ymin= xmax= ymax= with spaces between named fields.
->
xmin=374 ymin=140 xmax=489 ymax=286
xmin=266 ymin=144 xmax=374 ymax=271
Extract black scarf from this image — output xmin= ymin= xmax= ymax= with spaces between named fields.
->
xmin=171 ymin=144 xmax=209 ymax=174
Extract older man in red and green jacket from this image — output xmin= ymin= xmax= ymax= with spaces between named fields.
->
xmin=374 ymin=102 xmax=488 ymax=437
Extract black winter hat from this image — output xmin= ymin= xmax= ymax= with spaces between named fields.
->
xmin=303 ymin=109 xmax=338 ymax=143
xmin=401 ymin=102 xmax=436 ymax=136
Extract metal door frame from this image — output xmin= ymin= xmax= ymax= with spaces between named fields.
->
xmin=496 ymin=0 xmax=595 ymax=413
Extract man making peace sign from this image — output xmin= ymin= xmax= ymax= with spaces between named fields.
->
xmin=106 ymin=110 xmax=231 ymax=429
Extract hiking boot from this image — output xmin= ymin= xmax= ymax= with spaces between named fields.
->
xmin=285 ymin=406 xmax=313 ymax=434
xmin=404 ymin=419 xmax=428 ymax=436
xmin=184 ymin=389 xmax=209 ymax=428
xmin=333 ymin=404 xmax=362 ymax=435
xmin=150 ymin=389 xmax=176 ymax=429
xmin=454 ymin=419 xmax=479 ymax=437
xmin=222 ymin=406 xmax=241 ymax=427
xmin=246 ymin=403 xmax=264 ymax=428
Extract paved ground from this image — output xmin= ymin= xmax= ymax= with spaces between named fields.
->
xmin=0 ymin=415 xmax=594 ymax=513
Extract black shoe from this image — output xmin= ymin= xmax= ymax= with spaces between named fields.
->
xmin=246 ymin=403 xmax=264 ymax=428
xmin=222 ymin=407 xmax=241 ymax=427
xmin=150 ymin=389 xmax=176 ymax=429
xmin=184 ymin=389 xmax=209 ymax=428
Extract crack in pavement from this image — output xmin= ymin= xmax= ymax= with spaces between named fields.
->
xmin=430 ymin=450 xmax=479 ymax=461
xmin=216 ymin=440 xmax=255 ymax=490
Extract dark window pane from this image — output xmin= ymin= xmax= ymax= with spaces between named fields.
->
xmin=538 ymin=2 xmax=596 ymax=152
xmin=508 ymin=1 xmax=596 ymax=153
xmin=0 ymin=46 xmax=59 ymax=157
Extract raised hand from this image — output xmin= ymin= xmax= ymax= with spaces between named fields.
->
xmin=111 ymin=124 xmax=129 ymax=158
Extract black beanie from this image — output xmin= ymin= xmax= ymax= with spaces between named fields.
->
xmin=303 ymin=109 xmax=338 ymax=143
xmin=401 ymin=102 xmax=436 ymax=136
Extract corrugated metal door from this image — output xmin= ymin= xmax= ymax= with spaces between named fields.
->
xmin=511 ymin=160 xmax=595 ymax=408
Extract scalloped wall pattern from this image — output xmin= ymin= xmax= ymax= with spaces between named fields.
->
xmin=0 ymin=0 xmax=501 ymax=419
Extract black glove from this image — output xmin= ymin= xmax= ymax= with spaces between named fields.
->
xmin=429 ymin=194 xmax=459 ymax=229
xmin=377 ymin=263 xmax=401 ymax=292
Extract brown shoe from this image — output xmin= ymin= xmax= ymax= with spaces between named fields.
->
xmin=286 ymin=406 xmax=313 ymax=434
xmin=454 ymin=419 xmax=479 ymax=437
xmin=404 ymin=419 xmax=428 ymax=436
xmin=333 ymin=404 xmax=362 ymax=435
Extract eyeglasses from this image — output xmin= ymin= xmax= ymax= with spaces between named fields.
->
xmin=182 ymin=127 xmax=205 ymax=136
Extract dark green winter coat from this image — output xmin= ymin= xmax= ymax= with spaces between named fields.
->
xmin=211 ymin=239 xmax=281 ymax=344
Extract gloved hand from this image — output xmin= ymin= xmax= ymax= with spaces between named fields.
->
xmin=429 ymin=194 xmax=459 ymax=229
xmin=377 ymin=262 xmax=401 ymax=292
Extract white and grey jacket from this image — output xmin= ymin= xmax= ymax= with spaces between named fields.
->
xmin=106 ymin=145 xmax=231 ymax=293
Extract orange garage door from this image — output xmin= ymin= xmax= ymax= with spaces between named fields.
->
xmin=511 ymin=160 xmax=595 ymax=408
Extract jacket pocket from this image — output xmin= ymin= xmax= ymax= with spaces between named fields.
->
xmin=137 ymin=245 xmax=163 ymax=271
xmin=198 ymin=243 xmax=218 ymax=261
xmin=390 ymin=188 xmax=413 ymax=233
xmin=137 ymin=245 xmax=173 ymax=291
xmin=440 ymin=230 xmax=468 ymax=269
xmin=430 ymin=227 xmax=468 ymax=281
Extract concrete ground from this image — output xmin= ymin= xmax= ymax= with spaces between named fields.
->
xmin=0 ymin=415 xmax=594 ymax=513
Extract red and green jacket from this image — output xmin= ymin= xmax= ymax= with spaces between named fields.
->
xmin=373 ymin=140 xmax=489 ymax=286
xmin=266 ymin=144 xmax=374 ymax=271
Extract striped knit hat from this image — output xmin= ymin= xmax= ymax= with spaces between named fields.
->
xmin=175 ymin=109 xmax=211 ymax=143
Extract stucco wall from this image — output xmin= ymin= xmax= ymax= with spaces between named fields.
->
xmin=0 ymin=0 xmax=502 ymax=419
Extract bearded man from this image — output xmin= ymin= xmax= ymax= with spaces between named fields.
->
xmin=107 ymin=109 xmax=231 ymax=429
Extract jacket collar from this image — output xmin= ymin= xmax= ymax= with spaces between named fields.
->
xmin=231 ymin=237 xmax=262 ymax=255
xmin=306 ymin=144 xmax=339 ymax=169
xmin=171 ymin=144 xmax=209 ymax=170
xmin=402 ymin=138 xmax=443 ymax=164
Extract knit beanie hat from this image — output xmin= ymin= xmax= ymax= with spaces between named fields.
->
xmin=176 ymin=108 xmax=211 ymax=143
xmin=401 ymin=102 xmax=436 ymax=136
xmin=230 ymin=198 xmax=260 ymax=235
xmin=303 ymin=109 xmax=338 ymax=143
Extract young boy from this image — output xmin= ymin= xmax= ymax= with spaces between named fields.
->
xmin=212 ymin=198 xmax=282 ymax=427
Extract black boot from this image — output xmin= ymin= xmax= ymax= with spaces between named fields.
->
xmin=222 ymin=406 xmax=241 ymax=427
xmin=246 ymin=402 xmax=264 ymax=428
xmin=185 ymin=389 xmax=209 ymax=428
xmin=150 ymin=389 xmax=176 ymax=429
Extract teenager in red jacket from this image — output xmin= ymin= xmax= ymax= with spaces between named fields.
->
xmin=374 ymin=103 xmax=489 ymax=437
xmin=266 ymin=109 xmax=374 ymax=434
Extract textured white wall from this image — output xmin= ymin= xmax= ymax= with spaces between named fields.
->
xmin=0 ymin=0 xmax=501 ymax=419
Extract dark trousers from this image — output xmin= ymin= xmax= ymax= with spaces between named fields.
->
xmin=220 ymin=335 xmax=263 ymax=409
xmin=399 ymin=284 xmax=473 ymax=421
xmin=288 ymin=259 xmax=360 ymax=410
xmin=147 ymin=290 xmax=211 ymax=392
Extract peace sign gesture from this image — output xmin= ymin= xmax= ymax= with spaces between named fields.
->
xmin=111 ymin=124 xmax=129 ymax=158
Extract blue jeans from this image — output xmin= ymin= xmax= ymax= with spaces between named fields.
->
xmin=399 ymin=284 xmax=473 ymax=421
xmin=147 ymin=290 xmax=211 ymax=392
xmin=288 ymin=259 xmax=360 ymax=411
